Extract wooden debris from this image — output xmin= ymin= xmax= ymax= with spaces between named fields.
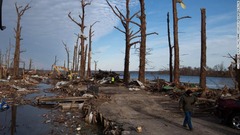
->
xmin=37 ymin=96 xmax=90 ymax=104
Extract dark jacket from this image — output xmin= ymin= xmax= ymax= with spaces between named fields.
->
xmin=179 ymin=93 xmax=197 ymax=112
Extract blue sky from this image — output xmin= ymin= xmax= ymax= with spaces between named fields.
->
xmin=0 ymin=0 xmax=237 ymax=71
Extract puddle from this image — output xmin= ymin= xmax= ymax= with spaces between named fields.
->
xmin=0 ymin=105 xmax=55 ymax=135
xmin=25 ymin=83 xmax=55 ymax=100
xmin=0 ymin=83 xmax=103 ymax=135
xmin=0 ymin=83 xmax=56 ymax=135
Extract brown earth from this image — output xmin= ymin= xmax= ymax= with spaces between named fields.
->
xmin=95 ymin=86 xmax=239 ymax=135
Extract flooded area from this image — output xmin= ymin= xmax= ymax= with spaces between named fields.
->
xmin=0 ymin=105 xmax=55 ymax=135
xmin=0 ymin=83 xmax=55 ymax=135
xmin=0 ymin=82 xmax=102 ymax=135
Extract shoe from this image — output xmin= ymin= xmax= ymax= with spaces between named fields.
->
xmin=183 ymin=125 xmax=187 ymax=128
xmin=189 ymin=128 xmax=193 ymax=131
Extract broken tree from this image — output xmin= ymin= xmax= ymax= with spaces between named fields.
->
xmin=62 ymin=41 xmax=70 ymax=71
xmin=68 ymin=0 xmax=91 ymax=79
xmin=138 ymin=0 xmax=147 ymax=83
xmin=172 ymin=0 xmax=190 ymax=85
xmin=87 ymin=21 xmax=99 ymax=79
xmin=167 ymin=12 xmax=173 ymax=82
xmin=138 ymin=0 xmax=158 ymax=83
xmin=200 ymin=8 xmax=207 ymax=91
xmin=13 ymin=2 xmax=31 ymax=77
xmin=106 ymin=0 xmax=141 ymax=84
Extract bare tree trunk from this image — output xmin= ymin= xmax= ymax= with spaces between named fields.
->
xmin=229 ymin=54 xmax=240 ymax=92
xmin=235 ymin=55 xmax=240 ymax=92
xmin=123 ymin=0 xmax=131 ymax=84
xmin=62 ymin=41 xmax=70 ymax=70
xmin=7 ymin=40 xmax=12 ymax=69
xmin=85 ymin=43 xmax=88 ymax=78
xmin=200 ymin=8 xmax=207 ymax=90
xmin=29 ymin=58 xmax=32 ymax=71
xmin=80 ymin=0 xmax=88 ymax=79
xmin=94 ymin=60 xmax=98 ymax=75
xmin=68 ymin=0 xmax=90 ymax=79
xmin=52 ymin=55 xmax=58 ymax=70
xmin=13 ymin=3 xmax=30 ymax=78
xmin=167 ymin=12 xmax=173 ymax=82
xmin=106 ymin=0 xmax=141 ymax=84
xmin=124 ymin=40 xmax=131 ymax=84
xmin=87 ymin=32 xmax=92 ymax=79
xmin=87 ymin=21 xmax=99 ymax=79
xmin=73 ymin=44 xmax=77 ymax=71
xmin=172 ymin=0 xmax=180 ymax=85
xmin=138 ymin=0 xmax=147 ymax=83
xmin=76 ymin=35 xmax=80 ymax=72
xmin=72 ymin=35 xmax=79 ymax=72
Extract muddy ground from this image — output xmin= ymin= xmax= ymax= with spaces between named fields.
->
xmin=94 ymin=86 xmax=240 ymax=135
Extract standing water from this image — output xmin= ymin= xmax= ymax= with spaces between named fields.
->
xmin=0 ymin=83 xmax=56 ymax=135
xmin=0 ymin=83 xmax=102 ymax=135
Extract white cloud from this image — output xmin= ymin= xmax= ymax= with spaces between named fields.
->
xmin=1 ymin=0 xmax=138 ymax=69
xmin=0 ymin=0 xmax=236 ymax=71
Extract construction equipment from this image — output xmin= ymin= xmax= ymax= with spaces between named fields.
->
xmin=50 ymin=65 xmax=78 ymax=80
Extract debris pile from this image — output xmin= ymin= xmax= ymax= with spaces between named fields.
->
xmin=0 ymin=74 xmax=44 ymax=105
xmin=94 ymin=70 xmax=120 ymax=84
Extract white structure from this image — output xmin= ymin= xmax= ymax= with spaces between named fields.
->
xmin=237 ymin=0 xmax=240 ymax=69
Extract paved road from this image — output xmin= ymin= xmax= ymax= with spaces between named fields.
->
xmin=97 ymin=87 xmax=240 ymax=135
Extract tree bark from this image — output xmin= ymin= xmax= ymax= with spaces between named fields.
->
xmin=200 ymin=8 xmax=207 ymax=90
xmin=80 ymin=2 xmax=86 ymax=79
xmin=172 ymin=0 xmax=180 ymax=85
xmin=75 ymin=35 xmax=80 ymax=72
xmin=62 ymin=41 xmax=70 ymax=70
xmin=7 ymin=40 xmax=12 ymax=69
xmin=28 ymin=58 xmax=32 ymax=70
xmin=87 ymin=21 xmax=98 ymax=79
xmin=73 ymin=43 xmax=77 ymax=71
xmin=167 ymin=12 xmax=173 ymax=82
xmin=68 ymin=0 xmax=90 ymax=79
xmin=84 ymin=43 xmax=88 ymax=77
xmin=124 ymin=0 xmax=131 ymax=84
xmin=138 ymin=0 xmax=147 ymax=83
xmin=94 ymin=60 xmax=98 ymax=75
xmin=13 ymin=3 xmax=30 ymax=78
xmin=106 ymin=0 xmax=141 ymax=84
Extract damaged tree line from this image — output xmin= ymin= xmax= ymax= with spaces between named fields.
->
xmin=0 ymin=0 xmax=239 ymax=92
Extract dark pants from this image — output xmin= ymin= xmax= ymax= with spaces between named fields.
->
xmin=183 ymin=111 xmax=193 ymax=129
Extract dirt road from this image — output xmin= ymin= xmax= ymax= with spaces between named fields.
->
xmin=97 ymin=86 xmax=239 ymax=135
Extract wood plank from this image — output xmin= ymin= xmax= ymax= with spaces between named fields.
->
xmin=59 ymin=103 xmax=80 ymax=110
xmin=37 ymin=96 xmax=90 ymax=104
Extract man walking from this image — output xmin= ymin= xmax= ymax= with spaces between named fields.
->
xmin=179 ymin=90 xmax=197 ymax=131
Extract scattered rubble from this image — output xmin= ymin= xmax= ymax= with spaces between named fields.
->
xmin=1 ymin=70 xmax=239 ymax=134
